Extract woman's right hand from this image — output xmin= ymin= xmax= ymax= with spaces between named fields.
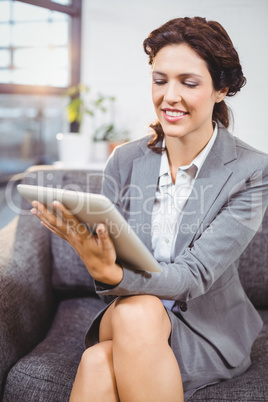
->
xmin=31 ymin=200 xmax=123 ymax=286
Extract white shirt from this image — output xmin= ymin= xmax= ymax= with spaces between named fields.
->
xmin=151 ymin=125 xmax=218 ymax=309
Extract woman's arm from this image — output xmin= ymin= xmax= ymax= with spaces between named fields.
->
xmin=98 ymin=148 xmax=268 ymax=302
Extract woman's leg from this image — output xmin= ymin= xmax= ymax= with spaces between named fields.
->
xmin=69 ymin=340 xmax=119 ymax=402
xmin=100 ymin=295 xmax=184 ymax=402
xmin=70 ymin=295 xmax=184 ymax=402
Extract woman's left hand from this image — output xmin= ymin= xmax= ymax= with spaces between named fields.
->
xmin=30 ymin=201 xmax=123 ymax=286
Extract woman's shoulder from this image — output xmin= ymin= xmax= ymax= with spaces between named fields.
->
xmin=109 ymin=134 xmax=154 ymax=164
xmin=103 ymin=134 xmax=155 ymax=180
xmin=234 ymin=135 xmax=268 ymax=156
xmin=217 ymin=125 xmax=268 ymax=170
xmin=115 ymin=134 xmax=152 ymax=153
xmin=233 ymin=135 xmax=268 ymax=171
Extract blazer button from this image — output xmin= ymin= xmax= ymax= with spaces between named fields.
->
xmin=180 ymin=301 xmax=188 ymax=312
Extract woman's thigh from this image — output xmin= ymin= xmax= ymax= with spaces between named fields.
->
xmin=99 ymin=295 xmax=171 ymax=343
xmin=99 ymin=298 xmax=117 ymax=342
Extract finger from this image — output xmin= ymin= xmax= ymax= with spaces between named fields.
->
xmin=32 ymin=201 xmax=63 ymax=227
xmin=96 ymin=224 xmax=114 ymax=251
xmin=52 ymin=201 xmax=81 ymax=225
xmin=30 ymin=205 xmax=65 ymax=237
xmin=96 ymin=223 xmax=108 ymax=238
xmin=40 ymin=221 xmax=66 ymax=239
xmin=52 ymin=201 xmax=88 ymax=238
xmin=34 ymin=208 xmax=80 ymax=243
xmin=31 ymin=203 xmax=67 ymax=234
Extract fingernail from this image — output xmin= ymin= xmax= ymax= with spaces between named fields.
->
xmin=31 ymin=208 xmax=41 ymax=215
xmin=97 ymin=224 xmax=105 ymax=234
xmin=52 ymin=201 xmax=60 ymax=207
xmin=32 ymin=201 xmax=38 ymax=207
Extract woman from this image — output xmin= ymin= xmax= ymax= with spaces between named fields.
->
xmin=31 ymin=17 xmax=268 ymax=401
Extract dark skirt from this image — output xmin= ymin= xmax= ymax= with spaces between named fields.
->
xmin=85 ymin=299 xmax=251 ymax=402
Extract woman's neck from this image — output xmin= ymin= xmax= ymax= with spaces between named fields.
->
xmin=165 ymin=129 xmax=213 ymax=183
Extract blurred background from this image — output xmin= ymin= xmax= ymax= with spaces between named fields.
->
xmin=0 ymin=0 xmax=267 ymax=225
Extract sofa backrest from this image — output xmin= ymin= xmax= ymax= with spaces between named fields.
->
xmin=238 ymin=209 xmax=268 ymax=308
xmin=20 ymin=168 xmax=268 ymax=307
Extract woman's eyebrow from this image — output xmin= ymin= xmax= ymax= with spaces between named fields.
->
xmin=152 ymin=71 xmax=167 ymax=76
xmin=152 ymin=71 xmax=202 ymax=78
xmin=179 ymin=73 xmax=203 ymax=79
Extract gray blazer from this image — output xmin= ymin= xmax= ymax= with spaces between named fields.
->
xmin=96 ymin=125 xmax=268 ymax=368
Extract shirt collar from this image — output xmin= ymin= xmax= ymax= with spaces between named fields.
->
xmin=158 ymin=123 xmax=218 ymax=186
xmin=191 ymin=123 xmax=218 ymax=176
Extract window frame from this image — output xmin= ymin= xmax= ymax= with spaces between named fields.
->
xmin=0 ymin=0 xmax=82 ymax=95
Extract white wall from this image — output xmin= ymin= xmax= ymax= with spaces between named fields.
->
xmin=81 ymin=0 xmax=268 ymax=151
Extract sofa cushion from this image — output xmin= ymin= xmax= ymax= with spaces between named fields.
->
xmin=51 ymin=235 xmax=96 ymax=296
xmin=238 ymin=209 xmax=268 ymax=308
xmin=3 ymin=296 xmax=106 ymax=402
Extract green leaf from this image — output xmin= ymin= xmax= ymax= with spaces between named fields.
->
xmin=85 ymin=109 xmax=94 ymax=116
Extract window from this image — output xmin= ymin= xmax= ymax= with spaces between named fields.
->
xmin=0 ymin=0 xmax=82 ymax=178
xmin=0 ymin=0 xmax=81 ymax=94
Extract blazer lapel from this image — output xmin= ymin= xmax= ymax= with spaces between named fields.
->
xmin=129 ymin=146 xmax=161 ymax=251
xmin=125 ymin=127 xmax=238 ymax=255
xmin=173 ymin=127 xmax=238 ymax=255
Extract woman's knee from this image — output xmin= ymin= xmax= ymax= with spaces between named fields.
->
xmin=79 ymin=341 xmax=113 ymax=375
xmin=112 ymin=295 xmax=171 ymax=342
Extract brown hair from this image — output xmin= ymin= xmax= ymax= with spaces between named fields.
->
xmin=143 ymin=17 xmax=246 ymax=152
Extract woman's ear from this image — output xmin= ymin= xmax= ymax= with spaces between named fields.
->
xmin=215 ymin=87 xmax=229 ymax=103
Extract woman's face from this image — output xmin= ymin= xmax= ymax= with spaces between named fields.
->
xmin=151 ymin=43 xmax=226 ymax=143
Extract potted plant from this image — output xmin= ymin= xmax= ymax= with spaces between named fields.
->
xmin=64 ymin=83 xmax=116 ymax=133
xmin=56 ymin=83 xmax=116 ymax=166
xmin=93 ymin=123 xmax=130 ymax=155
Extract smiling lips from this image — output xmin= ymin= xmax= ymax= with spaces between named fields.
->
xmin=162 ymin=108 xmax=188 ymax=122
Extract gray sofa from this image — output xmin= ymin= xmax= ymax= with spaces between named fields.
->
xmin=0 ymin=167 xmax=267 ymax=402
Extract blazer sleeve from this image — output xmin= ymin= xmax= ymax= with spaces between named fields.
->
xmin=96 ymin=148 xmax=268 ymax=302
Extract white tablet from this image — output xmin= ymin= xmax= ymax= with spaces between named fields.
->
xmin=17 ymin=184 xmax=161 ymax=273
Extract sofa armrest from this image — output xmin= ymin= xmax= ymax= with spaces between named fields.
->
xmin=0 ymin=214 xmax=55 ymax=397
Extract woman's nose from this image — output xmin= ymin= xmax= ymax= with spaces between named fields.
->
xmin=164 ymin=83 xmax=182 ymax=104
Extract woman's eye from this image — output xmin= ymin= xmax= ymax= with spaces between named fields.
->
xmin=153 ymin=80 xmax=167 ymax=85
xmin=184 ymin=81 xmax=198 ymax=88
